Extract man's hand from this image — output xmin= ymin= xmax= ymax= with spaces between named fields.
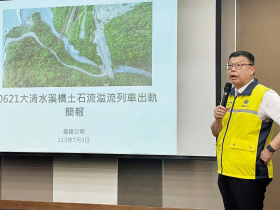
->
xmin=260 ymin=148 xmax=274 ymax=165
xmin=214 ymin=105 xmax=229 ymax=121
xmin=211 ymin=105 xmax=229 ymax=137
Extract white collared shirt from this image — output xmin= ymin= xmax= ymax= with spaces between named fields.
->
xmin=235 ymin=79 xmax=280 ymax=125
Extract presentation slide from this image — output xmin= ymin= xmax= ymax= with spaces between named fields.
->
xmin=0 ymin=0 xmax=177 ymax=155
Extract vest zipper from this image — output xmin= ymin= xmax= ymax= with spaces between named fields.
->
xmin=220 ymin=95 xmax=238 ymax=174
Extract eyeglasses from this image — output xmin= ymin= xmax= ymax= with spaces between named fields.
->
xmin=226 ymin=63 xmax=253 ymax=70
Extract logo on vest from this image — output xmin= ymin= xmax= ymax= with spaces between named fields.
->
xmin=241 ymin=99 xmax=249 ymax=108
xmin=226 ymin=102 xmax=232 ymax=109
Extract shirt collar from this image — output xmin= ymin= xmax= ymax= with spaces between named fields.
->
xmin=229 ymin=78 xmax=259 ymax=96
xmin=235 ymin=79 xmax=254 ymax=96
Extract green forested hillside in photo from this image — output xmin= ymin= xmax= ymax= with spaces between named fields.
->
xmin=52 ymin=6 xmax=71 ymax=33
xmin=105 ymin=3 xmax=152 ymax=72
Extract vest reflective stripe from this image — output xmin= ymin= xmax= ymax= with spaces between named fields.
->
xmin=226 ymin=109 xmax=258 ymax=115
xmin=216 ymin=84 xmax=274 ymax=179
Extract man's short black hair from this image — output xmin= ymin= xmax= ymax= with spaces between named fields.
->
xmin=229 ymin=51 xmax=255 ymax=65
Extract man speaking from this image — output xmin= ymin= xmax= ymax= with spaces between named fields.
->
xmin=211 ymin=51 xmax=280 ymax=210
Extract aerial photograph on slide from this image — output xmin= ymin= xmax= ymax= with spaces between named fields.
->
xmin=2 ymin=2 xmax=152 ymax=87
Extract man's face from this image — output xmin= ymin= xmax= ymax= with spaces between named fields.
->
xmin=228 ymin=56 xmax=255 ymax=89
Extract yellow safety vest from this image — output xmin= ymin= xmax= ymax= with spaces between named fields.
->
xmin=217 ymin=80 xmax=274 ymax=179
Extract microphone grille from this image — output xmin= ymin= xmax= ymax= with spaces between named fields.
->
xmin=224 ymin=82 xmax=232 ymax=92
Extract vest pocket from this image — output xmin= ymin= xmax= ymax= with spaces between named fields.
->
xmin=229 ymin=139 xmax=256 ymax=166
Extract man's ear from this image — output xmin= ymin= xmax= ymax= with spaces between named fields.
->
xmin=251 ymin=66 xmax=256 ymax=75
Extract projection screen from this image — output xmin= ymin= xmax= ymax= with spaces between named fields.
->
xmin=0 ymin=0 xmax=217 ymax=157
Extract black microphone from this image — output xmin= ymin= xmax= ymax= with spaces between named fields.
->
xmin=221 ymin=82 xmax=232 ymax=107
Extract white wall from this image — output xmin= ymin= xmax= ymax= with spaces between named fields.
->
xmin=177 ymin=0 xmax=216 ymax=156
